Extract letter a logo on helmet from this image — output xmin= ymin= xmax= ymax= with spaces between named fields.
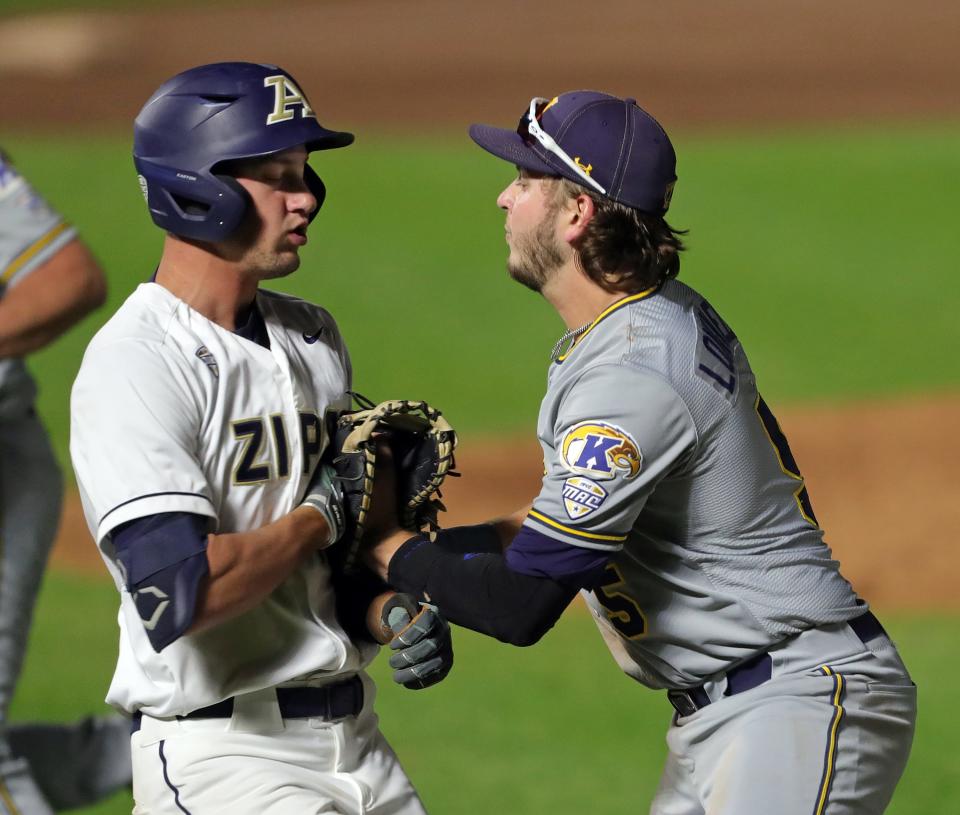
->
xmin=133 ymin=62 xmax=354 ymax=243
xmin=264 ymin=75 xmax=317 ymax=125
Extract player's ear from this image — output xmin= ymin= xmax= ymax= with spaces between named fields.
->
xmin=562 ymin=192 xmax=596 ymax=244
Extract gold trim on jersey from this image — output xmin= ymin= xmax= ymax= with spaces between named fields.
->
xmin=754 ymin=394 xmax=819 ymax=527
xmin=0 ymin=221 xmax=71 ymax=284
xmin=812 ymin=665 xmax=846 ymax=815
xmin=527 ymin=509 xmax=627 ymax=543
xmin=555 ymin=285 xmax=659 ymax=363
xmin=0 ymin=777 xmax=23 ymax=815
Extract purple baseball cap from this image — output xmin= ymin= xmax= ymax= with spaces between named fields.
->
xmin=469 ymin=91 xmax=677 ymax=214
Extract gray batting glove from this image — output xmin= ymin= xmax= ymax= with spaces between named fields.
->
xmin=381 ymin=594 xmax=453 ymax=690
xmin=301 ymin=463 xmax=346 ymax=548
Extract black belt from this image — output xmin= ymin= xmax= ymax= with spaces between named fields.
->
xmin=667 ymin=610 xmax=886 ymax=718
xmin=131 ymin=675 xmax=363 ymax=734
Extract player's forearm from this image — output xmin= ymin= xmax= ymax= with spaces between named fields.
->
xmin=365 ymin=527 xmax=419 ymax=581
xmin=0 ymin=240 xmax=106 ymax=357
xmin=386 ymin=533 xmax=576 ymax=646
xmin=366 ymin=524 xmax=576 ymax=646
xmin=365 ymin=513 xmax=524 ymax=582
xmin=190 ymin=506 xmax=331 ymax=633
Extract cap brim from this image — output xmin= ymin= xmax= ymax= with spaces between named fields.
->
xmin=309 ymin=128 xmax=355 ymax=151
xmin=469 ymin=124 xmax=560 ymax=176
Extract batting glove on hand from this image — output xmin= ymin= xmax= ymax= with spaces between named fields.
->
xmin=381 ymin=594 xmax=453 ymax=690
xmin=300 ymin=463 xmax=346 ymax=548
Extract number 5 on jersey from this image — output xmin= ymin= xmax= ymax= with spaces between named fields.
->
xmin=596 ymin=563 xmax=647 ymax=639
xmin=755 ymin=395 xmax=819 ymax=527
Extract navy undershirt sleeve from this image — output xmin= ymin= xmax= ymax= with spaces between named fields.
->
xmin=428 ymin=522 xmax=609 ymax=584
xmin=505 ymin=526 xmax=610 ymax=584
xmin=111 ymin=512 xmax=211 ymax=652
xmin=387 ymin=525 xmax=611 ymax=646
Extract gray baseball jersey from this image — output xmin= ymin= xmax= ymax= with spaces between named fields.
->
xmin=523 ymin=279 xmax=862 ymax=690
xmin=0 ymin=151 xmax=132 ymax=810
xmin=0 ymin=151 xmax=76 ymax=418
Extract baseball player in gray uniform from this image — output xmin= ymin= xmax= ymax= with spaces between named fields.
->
xmin=0 ymin=150 xmax=133 ymax=811
xmin=364 ymin=92 xmax=916 ymax=814
xmin=70 ymin=62 xmax=451 ymax=814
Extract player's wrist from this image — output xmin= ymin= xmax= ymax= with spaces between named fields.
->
xmin=301 ymin=499 xmax=343 ymax=548
xmin=364 ymin=529 xmax=420 ymax=580
xmin=292 ymin=504 xmax=339 ymax=550
xmin=300 ymin=463 xmax=346 ymax=548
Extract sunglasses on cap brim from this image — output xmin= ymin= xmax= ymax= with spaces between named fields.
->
xmin=517 ymin=97 xmax=607 ymax=195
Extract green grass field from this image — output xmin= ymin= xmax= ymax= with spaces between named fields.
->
xmin=3 ymin=125 xmax=958 ymax=813
xmin=3 ymin=125 xmax=959 ymax=473
xmin=12 ymin=573 xmax=957 ymax=814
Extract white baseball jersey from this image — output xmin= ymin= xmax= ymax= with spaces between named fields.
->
xmin=71 ymin=282 xmax=376 ymax=717
xmin=0 ymin=150 xmax=77 ymax=418
xmin=523 ymin=279 xmax=863 ymax=689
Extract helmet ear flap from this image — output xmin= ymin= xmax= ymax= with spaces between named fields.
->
xmin=304 ymin=164 xmax=326 ymax=222
xmin=135 ymin=158 xmax=249 ymax=242
xmin=208 ymin=173 xmax=252 ymax=238
xmin=214 ymin=173 xmax=251 ymax=210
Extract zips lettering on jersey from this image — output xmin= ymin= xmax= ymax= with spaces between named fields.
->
xmin=232 ymin=411 xmax=325 ymax=485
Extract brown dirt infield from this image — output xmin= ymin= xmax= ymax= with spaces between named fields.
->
xmin=1 ymin=1 xmax=959 ymax=133
xmin=52 ymin=394 xmax=960 ymax=611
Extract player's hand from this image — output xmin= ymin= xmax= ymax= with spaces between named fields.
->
xmin=381 ymin=593 xmax=453 ymax=690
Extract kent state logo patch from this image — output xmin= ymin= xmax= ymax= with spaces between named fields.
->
xmin=560 ymin=421 xmax=642 ymax=481
xmin=562 ymin=477 xmax=607 ymax=520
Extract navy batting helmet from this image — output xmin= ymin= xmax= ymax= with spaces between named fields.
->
xmin=133 ymin=61 xmax=353 ymax=242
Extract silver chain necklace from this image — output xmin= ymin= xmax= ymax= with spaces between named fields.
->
xmin=550 ymin=320 xmax=592 ymax=361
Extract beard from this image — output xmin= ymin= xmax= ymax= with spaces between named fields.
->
xmin=216 ymin=207 xmax=303 ymax=279
xmin=219 ymin=230 xmax=302 ymax=280
xmin=506 ymin=211 xmax=566 ymax=293
xmin=250 ymin=246 xmax=301 ymax=279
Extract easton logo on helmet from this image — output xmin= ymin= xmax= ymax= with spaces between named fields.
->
xmin=264 ymin=75 xmax=317 ymax=125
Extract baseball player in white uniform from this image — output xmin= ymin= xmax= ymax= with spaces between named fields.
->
xmin=364 ymin=92 xmax=917 ymax=814
xmin=0 ymin=149 xmax=133 ymax=811
xmin=70 ymin=63 xmax=450 ymax=814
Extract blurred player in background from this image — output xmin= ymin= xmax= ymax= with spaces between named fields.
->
xmin=0 ymin=148 xmax=132 ymax=811
xmin=365 ymin=92 xmax=916 ymax=814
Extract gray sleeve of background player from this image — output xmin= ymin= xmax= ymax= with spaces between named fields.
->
xmin=524 ymin=364 xmax=697 ymax=550
xmin=0 ymin=154 xmax=77 ymax=291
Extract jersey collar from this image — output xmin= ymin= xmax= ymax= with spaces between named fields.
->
xmin=554 ymin=284 xmax=659 ymax=364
